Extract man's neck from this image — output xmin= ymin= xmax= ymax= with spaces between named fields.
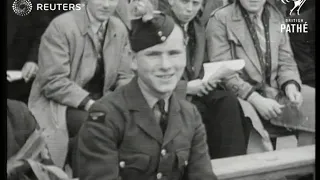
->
xmin=86 ymin=7 xmax=109 ymax=33
xmin=248 ymin=6 xmax=264 ymax=19
xmin=137 ymin=78 xmax=172 ymax=106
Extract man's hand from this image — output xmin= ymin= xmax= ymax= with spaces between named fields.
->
xmin=187 ymin=79 xmax=214 ymax=97
xmin=87 ymin=101 xmax=108 ymax=113
xmin=285 ymin=84 xmax=303 ymax=107
xmin=248 ymin=92 xmax=285 ymax=120
xmin=21 ymin=62 xmax=38 ymax=82
xmin=7 ymin=159 xmax=29 ymax=177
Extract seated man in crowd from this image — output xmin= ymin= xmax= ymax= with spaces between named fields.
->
xmin=163 ymin=0 xmax=251 ymax=159
xmin=206 ymin=0 xmax=315 ymax=148
xmin=7 ymin=0 xmax=41 ymax=104
xmin=28 ymin=0 xmax=133 ymax=168
xmin=73 ymin=10 xmax=217 ymax=180
xmin=7 ymin=0 xmax=81 ymax=104
xmin=158 ymin=0 xmax=223 ymax=25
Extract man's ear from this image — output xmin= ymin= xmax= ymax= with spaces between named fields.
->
xmin=168 ymin=0 xmax=174 ymax=6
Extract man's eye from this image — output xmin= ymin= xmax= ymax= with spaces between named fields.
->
xmin=193 ymin=2 xmax=200 ymax=6
xmin=169 ymin=51 xmax=181 ymax=56
xmin=146 ymin=52 xmax=161 ymax=56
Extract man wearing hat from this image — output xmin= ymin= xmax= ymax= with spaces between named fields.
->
xmin=163 ymin=0 xmax=251 ymax=159
xmin=73 ymin=9 xmax=217 ymax=180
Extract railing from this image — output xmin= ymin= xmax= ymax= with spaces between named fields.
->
xmin=211 ymin=145 xmax=315 ymax=180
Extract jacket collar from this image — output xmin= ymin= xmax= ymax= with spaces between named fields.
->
xmin=73 ymin=5 xmax=117 ymax=36
xmin=124 ymin=77 xmax=182 ymax=145
xmin=125 ymin=76 xmax=181 ymax=113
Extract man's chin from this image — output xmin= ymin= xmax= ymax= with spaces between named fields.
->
xmin=97 ymin=15 xmax=110 ymax=22
xmin=155 ymin=85 xmax=176 ymax=95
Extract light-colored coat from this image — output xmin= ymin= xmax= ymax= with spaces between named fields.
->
xmin=206 ymin=2 xmax=302 ymax=152
xmin=207 ymin=2 xmax=301 ymax=99
xmin=28 ymin=7 xmax=133 ymax=167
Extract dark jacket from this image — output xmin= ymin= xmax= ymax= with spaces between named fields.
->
xmin=7 ymin=99 xmax=38 ymax=180
xmin=74 ymin=77 xmax=217 ymax=180
xmin=289 ymin=8 xmax=315 ymax=87
xmin=7 ymin=99 xmax=38 ymax=159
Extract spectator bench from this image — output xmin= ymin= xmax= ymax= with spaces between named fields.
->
xmin=211 ymin=145 xmax=315 ymax=180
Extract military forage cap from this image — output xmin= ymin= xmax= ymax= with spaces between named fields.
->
xmin=129 ymin=1 xmax=175 ymax=52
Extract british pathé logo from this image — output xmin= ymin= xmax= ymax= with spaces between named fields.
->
xmin=12 ymin=0 xmax=33 ymax=16
xmin=280 ymin=0 xmax=309 ymax=33
xmin=281 ymin=0 xmax=307 ymax=16
xmin=281 ymin=18 xmax=308 ymax=33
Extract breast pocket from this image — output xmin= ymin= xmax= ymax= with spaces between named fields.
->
xmin=119 ymin=152 xmax=150 ymax=172
xmin=175 ymin=148 xmax=190 ymax=176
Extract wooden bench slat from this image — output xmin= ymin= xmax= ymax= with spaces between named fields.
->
xmin=211 ymin=145 xmax=315 ymax=179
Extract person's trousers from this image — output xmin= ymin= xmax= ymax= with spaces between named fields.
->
xmin=191 ymin=90 xmax=252 ymax=159
xmin=7 ymin=79 xmax=33 ymax=104
xmin=65 ymin=107 xmax=89 ymax=169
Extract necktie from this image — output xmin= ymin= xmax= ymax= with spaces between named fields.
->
xmin=96 ymin=22 xmax=106 ymax=59
xmin=156 ymin=99 xmax=168 ymax=134
xmin=252 ymin=15 xmax=266 ymax=57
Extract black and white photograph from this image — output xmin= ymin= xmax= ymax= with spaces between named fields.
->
xmin=6 ymin=0 xmax=315 ymax=179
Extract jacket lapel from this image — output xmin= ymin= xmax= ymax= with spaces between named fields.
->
xmin=268 ymin=5 xmax=282 ymax=75
xmin=163 ymin=95 xmax=182 ymax=146
xmin=125 ymin=78 xmax=164 ymax=144
xmin=229 ymin=3 xmax=262 ymax=74
xmin=102 ymin=17 xmax=119 ymax=84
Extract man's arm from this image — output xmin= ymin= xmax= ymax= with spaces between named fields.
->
xmin=174 ymin=80 xmax=188 ymax=99
xmin=186 ymin=105 xmax=218 ymax=180
xmin=276 ymin=23 xmax=302 ymax=93
xmin=37 ymin=19 xmax=90 ymax=108
xmin=75 ymin=107 xmax=122 ymax=180
xmin=115 ymin=33 xmax=134 ymax=88
xmin=206 ymin=14 xmax=254 ymax=100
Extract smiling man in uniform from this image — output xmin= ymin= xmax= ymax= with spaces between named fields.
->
xmin=73 ymin=7 xmax=217 ymax=180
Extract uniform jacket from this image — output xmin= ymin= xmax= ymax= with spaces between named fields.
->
xmin=206 ymin=2 xmax=301 ymax=100
xmin=74 ymin=77 xmax=217 ymax=180
xmin=28 ymin=7 xmax=133 ymax=167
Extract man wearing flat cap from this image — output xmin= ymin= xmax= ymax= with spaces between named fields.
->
xmin=73 ymin=8 xmax=217 ymax=180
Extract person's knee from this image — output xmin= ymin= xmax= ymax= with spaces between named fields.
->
xmin=217 ymin=91 xmax=239 ymax=107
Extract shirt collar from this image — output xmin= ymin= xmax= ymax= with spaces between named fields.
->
xmin=137 ymin=78 xmax=170 ymax=112
xmin=86 ymin=7 xmax=107 ymax=34
xmin=249 ymin=7 xmax=264 ymax=21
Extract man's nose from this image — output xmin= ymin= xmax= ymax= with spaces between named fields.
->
xmin=102 ymin=0 xmax=110 ymax=8
xmin=185 ymin=3 xmax=193 ymax=12
xmin=160 ymin=56 xmax=172 ymax=69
